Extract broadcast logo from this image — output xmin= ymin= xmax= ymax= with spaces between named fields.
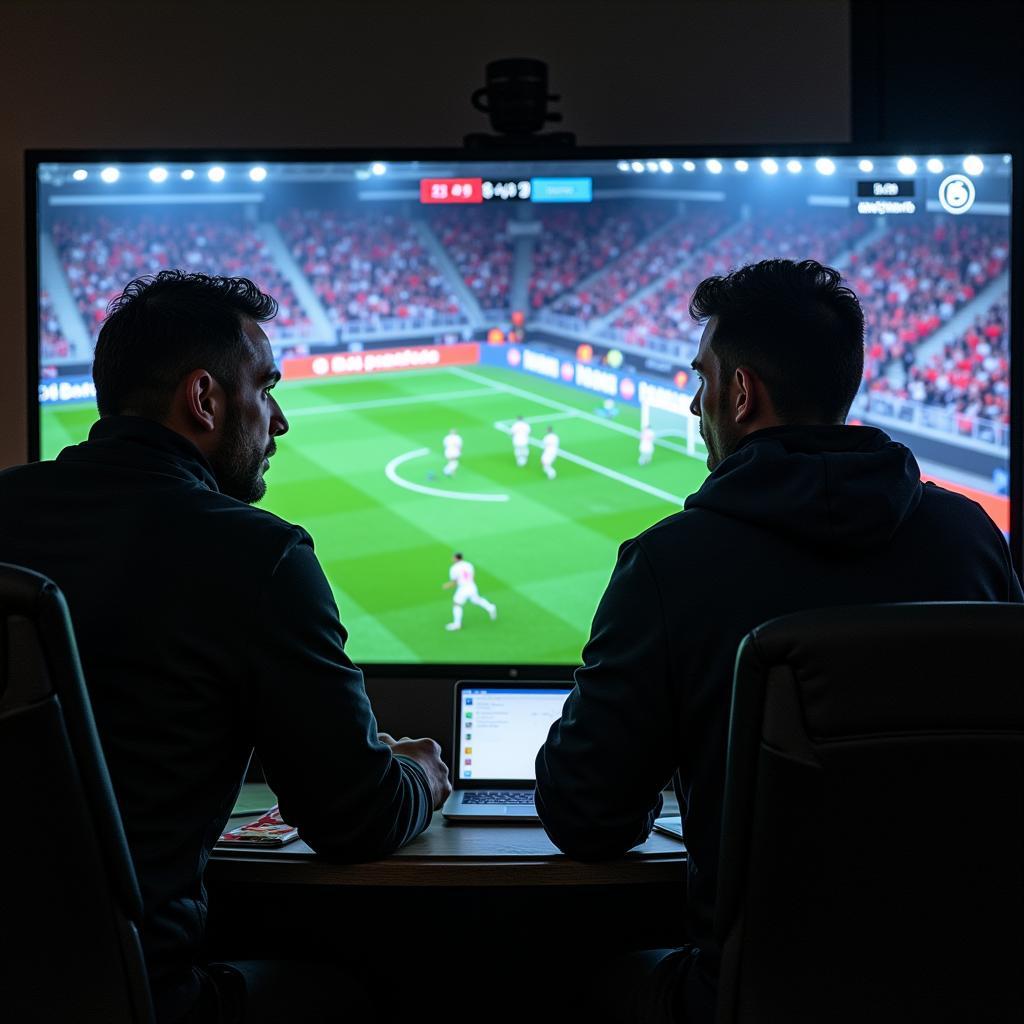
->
xmin=938 ymin=174 xmax=976 ymax=215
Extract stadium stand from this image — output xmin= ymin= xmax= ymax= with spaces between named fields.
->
xmin=607 ymin=209 xmax=872 ymax=352
xmin=547 ymin=210 xmax=732 ymax=323
xmin=528 ymin=202 xmax=664 ymax=309
xmin=428 ymin=207 xmax=514 ymax=312
xmin=870 ymin=297 xmax=1010 ymax=430
xmin=50 ymin=214 xmax=314 ymax=342
xmin=851 ymin=216 xmax=1008 ymax=390
xmin=277 ymin=209 xmax=464 ymax=333
xmin=38 ymin=290 xmax=69 ymax=360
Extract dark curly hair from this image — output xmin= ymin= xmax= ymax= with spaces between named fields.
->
xmin=93 ymin=270 xmax=278 ymax=418
xmin=689 ymin=258 xmax=865 ymax=423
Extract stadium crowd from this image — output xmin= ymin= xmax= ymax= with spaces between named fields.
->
xmin=429 ymin=207 xmax=514 ymax=311
xmin=528 ymin=202 xmax=663 ymax=309
xmin=868 ymin=297 xmax=1010 ymax=431
xmin=38 ymin=290 xmax=69 ymax=361
xmin=51 ymin=214 xmax=313 ymax=341
xmin=851 ymin=216 xmax=1008 ymax=389
xmin=547 ymin=210 xmax=731 ymax=323
xmin=42 ymin=205 xmax=1010 ymax=439
xmin=278 ymin=209 xmax=462 ymax=332
xmin=608 ymin=210 xmax=872 ymax=350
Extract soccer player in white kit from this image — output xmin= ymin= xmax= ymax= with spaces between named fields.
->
xmin=442 ymin=428 xmax=463 ymax=477
xmin=541 ymin=426 xmax=560 ymax=480
xmin=511 ymin=415 xmax=531 ymax=467
xmin=638 ymin=425 xmax=655 ymax=465
xmin=442 ymin=552 xmax=497 ymax=631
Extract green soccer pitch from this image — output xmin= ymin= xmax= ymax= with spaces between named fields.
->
xmin=40 ymin=364 xmax=710 ymax=666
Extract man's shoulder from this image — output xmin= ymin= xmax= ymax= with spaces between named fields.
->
xmin=187 ymin=488 xmax=312 ymax=551
xmin=917 ymin=480 xmax=1004 ymax=535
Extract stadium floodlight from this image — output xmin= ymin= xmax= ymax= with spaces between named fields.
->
xmin=761 ymin=158 xmax=779 ymax=175
xmin=646 ymin=161 xmax=660 ymax=172
xmin=72 ymin=169 xmax=88 ymax=181
xmin=631 ymin=161 xmax=645 ymax=173
xmin=926 ymin=158 xmax=945 ymax=174
xmin=248 ymin=166 xmax=268 ymax=182
xmin=963 ymin=155 xmax=984 ymax=176
xmin=786 ymin=159 xmax=803 ymax=174
xmin=896 ymin=157 xmax=917 ymax=175
xmin=617 ymin=161 xmax=630 ymax=172
xmin=371 ymin=162 xmax=387 ymax=176
xmin=207 ymin=166 xmax=226 ymax=182
xmin=706 ymin=159 xmax=723 ymax=174
xmin=815 ymin=158 xmax=836 ymax=175
xmin=659 ymin=159 xmax=674 ymax=173
xmin=682 ymin=160 xmax=696 ymax=172
xmin=148 ymin=167 xmax=168 ymax=183
xmin=734 ymin=160 xmax=749 ymax=173
xmin=180 ymin=169 xmax=195 ymax=180
xmin=100 ymin=167 xmax=120 ymax=184
xmin=858 ymin=159 xmax=874 ymax=172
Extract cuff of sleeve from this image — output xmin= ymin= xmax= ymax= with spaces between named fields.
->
xmin=394 ymin=754 xmax=435 ymax=825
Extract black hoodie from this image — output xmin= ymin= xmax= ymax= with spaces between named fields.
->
xmin=536 ymin=424 xmax=1020 ymax=978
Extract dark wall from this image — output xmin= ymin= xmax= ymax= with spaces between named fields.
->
xmin=851 ymin=0 xmax=1024 ymax=143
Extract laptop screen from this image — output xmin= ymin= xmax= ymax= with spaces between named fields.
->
xmin=458 ymin=686 xmax=572 ymax=781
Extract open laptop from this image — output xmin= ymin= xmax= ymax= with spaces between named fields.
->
xmin=442 ymin=680 xmax=573 ymax=821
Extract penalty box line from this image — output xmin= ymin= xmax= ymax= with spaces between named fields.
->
xmin=489 ymin=408 xmax=687 ymax=507
xmin=449 ymin=366 xmax=697 ymax=458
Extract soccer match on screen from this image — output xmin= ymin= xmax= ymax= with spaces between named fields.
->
xmin=35 ymin=152 xmax=1012 ymax=664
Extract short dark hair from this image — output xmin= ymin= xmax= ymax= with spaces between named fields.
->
xmin=93 ymin=271 xmax=278 ymax=418
xmin=688 ymin=258 xmax=865 ymax=423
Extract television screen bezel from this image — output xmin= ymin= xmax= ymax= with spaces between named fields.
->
xmin=25 ymin=142 xmax=1023 ymax=678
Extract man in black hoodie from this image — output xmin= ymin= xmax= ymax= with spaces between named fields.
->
xmin=0 ymin=272 xmax=451 ymax=1023
xmin=534 ymin=259 xmax=1022 ymax=1023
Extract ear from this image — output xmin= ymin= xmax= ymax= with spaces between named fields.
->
xmin=181 ymin=368 xmax=222 ymax=433
xmin=732 ymin=366 xmax=760 ymax=425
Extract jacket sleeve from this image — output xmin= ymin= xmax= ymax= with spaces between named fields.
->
xmin=535 ymin=538 xmax=677 ymax=860
xmin=244 ymin=535 xmax=432 ymax=860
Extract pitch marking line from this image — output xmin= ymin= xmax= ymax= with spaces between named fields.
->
xmin=492 ymin=425 xmax=685 ymax=507
xmin=449 ymin=366 xmax=696 ymax=457
xmin=495 ymin=411 xmax=579 ymax=429
xmin=287 ymin=387 xmax=495 ymax=418
xmin=385 ymin=448 xmax=510 ymax=503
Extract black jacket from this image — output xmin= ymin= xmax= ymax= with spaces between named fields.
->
xmin=0 ymin=417 xmax=432 ymax=1023
xmin=536 ymin=425 xmax=1021 ymax=955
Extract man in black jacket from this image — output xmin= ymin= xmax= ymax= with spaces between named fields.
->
xmin=0 ymin=272 xmax=451 ymax=1023
xmin=535 ymin=259 xmax=1022 ymax=1023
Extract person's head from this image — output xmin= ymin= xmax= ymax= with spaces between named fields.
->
xmin=453 ymin=552 xmax=463 ymax=563
xmin=687 ymin=258 xmax=864 ymax=470
xmin=93 ymin=271 xmax=288 ymax=504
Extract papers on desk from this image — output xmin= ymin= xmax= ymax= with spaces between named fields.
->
xmin=217 ymin=805 xmax=299 ymax=847
xmin=653 ymin=815 xmax=685 ymax=842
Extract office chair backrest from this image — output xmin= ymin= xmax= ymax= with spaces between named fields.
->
xmin=0 ymin=564 xmax=154 ymax=1023
xmin=715 ymin=602 xmax=1024 ymax=1024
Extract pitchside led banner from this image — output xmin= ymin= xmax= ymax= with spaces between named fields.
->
xmin=30 ymin=147 xmax=1017 ymax=666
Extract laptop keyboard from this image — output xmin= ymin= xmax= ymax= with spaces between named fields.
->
xmin=463 ymin=790 xmax=535 ymax=805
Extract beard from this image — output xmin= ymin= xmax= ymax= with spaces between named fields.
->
xmin=703 ymin=385 xmax=743 ymax=471
xmin=209 ymin=406 xmax=273 ymax=505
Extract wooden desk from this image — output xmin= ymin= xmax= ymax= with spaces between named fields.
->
xmin=205 ymin=788 xmax=689 ymax=968
xmin=208 ymin=787 xmax=686 ymax=888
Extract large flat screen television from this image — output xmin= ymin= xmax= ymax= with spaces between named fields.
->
xmin=28 ymin=146 xmax=1021 ymax=671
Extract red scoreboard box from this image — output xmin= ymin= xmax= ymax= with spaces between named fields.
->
xmin=419 ymin=177 xmax=483 ymax=204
